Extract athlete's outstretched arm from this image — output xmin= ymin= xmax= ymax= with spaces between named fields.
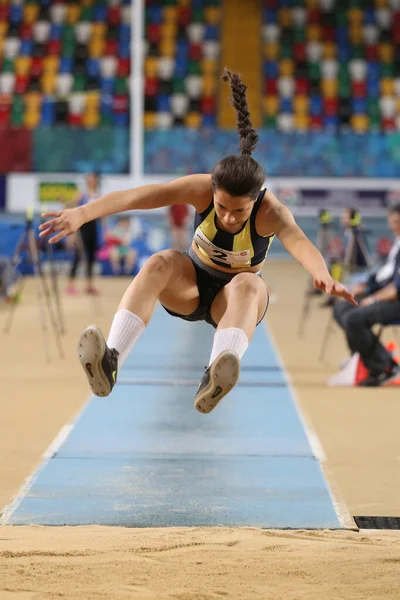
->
xmin=39 ymin=175 xmax=211 ymax=244
xmin=262 ymin=192 xmax=357 ymax=305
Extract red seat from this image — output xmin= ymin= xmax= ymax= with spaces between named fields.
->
xmin=68 ymin=113 xmax=84 ymax=127
xmin=15 ymin=75 xmax=30 ymax=94
xmin=107 ymin=7 xmax=121 ymax=27
xmin=178 ymin=6 xmax=191 ymax=28
xmin=351 ymin=80 xmax=367 ymax=98
xmin=113 ymin=94 xmax=129 ymax=113
xmin=322 ymin=26 xmax=335 ymax=42
xmin=294 ymin=42 xmax=306 ymax=62
xmin=147 ymin=24 xmax=161 ymax=45
xmin=31 ymin=57 xmax=43 ymax=78
xmin=382 ymin=117 xmax=395 ymax=131
xmin=365 ymin=44 xmax=378 ymax=61
xmin=308 ymin=9 xmax=321 ymax=24
xmin=323 ymin=97 xmax=338 ymax=116
xmin=105 ymin=39 xmax=118 ymax=56
xmin=20 ymin=23 xmax=33 ymax=41
xmin=265 ymin=79 xmax=278 ymax=94
xmin=310 ymin=115 xmax=323 ymax=129
xmin=145 ymin=77 xmax=159 ymax=97
xmin=47 ymin=40 xmax=61 ymax=55
xmin=118 ymin=58 xmax=130 ymax=77
xmin=200 ymin=95 xmax=216 ymax=115
xmin=189 ymin=43 xmax=202 ymax=61
xmin=295 ymin=77 xmax=309 ymax=95
xmin=0 ymin=4 xmax=9 ymax=20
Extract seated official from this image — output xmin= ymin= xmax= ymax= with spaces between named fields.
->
xmin=333 ymin=204 xmax=400 ymax=387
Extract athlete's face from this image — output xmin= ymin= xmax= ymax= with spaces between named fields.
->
xmin=214 ymin=189 xmax=255 ymax=233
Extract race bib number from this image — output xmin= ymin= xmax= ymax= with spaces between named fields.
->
xmin=194 ymin=228 xmax=251 ymax=265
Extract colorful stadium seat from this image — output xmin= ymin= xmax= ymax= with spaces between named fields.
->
xmin=0 ymin=0 xmax=131 ymax=129
xmin=262 ymin=0 xmax=400 ymax=132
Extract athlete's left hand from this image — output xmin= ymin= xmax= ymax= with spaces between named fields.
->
xmin=313 ymin=275 xmax=358 ymax=305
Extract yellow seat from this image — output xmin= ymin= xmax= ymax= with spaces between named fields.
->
xmin=323 ymin=42 xmax=336 ymax=60
xmin=43 ymin=56 xmax=59 ymax=74
xmin=178 ymin=0 xmax=190 ymax=6
xmin=0 ymin=22 xmax=8 ymax=38
xmin=349 ymin=25 xmax=362 ymax=45
xmin=375 ymin=0 xmax=388 ymax=6
xmin=91 ymin=23 xmax=107 ymax=39
xmin=202 ymin=58 xmax=218 ymax=75
xmin=351 ymin=114 xmax=369 ymax=133
xmin=263 ymin=95 xmax=279 ymax=117
xmin=278 ymin=8 xmax=291 ymax=28
xmin=67 ymin=4 xmax=81 ymax=25
xmin=160 ymin=22 xmax=177 ymax=40
xmin=89 ymin=39 xmax=105 ymax=59
xmin=41 ymin=73 xmax=56 ymax=95
xmin=321 ymin=79 xmax=338 ymax=98
xmin=305 ymin=0 xmax=319 ymax=7
xmin=279 ymin=59 xmax=294 ymax=77
xmin=15 ymin=57 xmax=32 ymax=77
xmin=83 ymin=109 xmax=100 ymax=129
xmin=348 ymin=8 xmax=363 ymax=25
xmin=185 ymin=112 xmax=202 ymax=128
xmin=379 ymin=43 xmax=394 ymax=64
xmin=24 ymin=4 xmax=39 ymax=24
xmin=204 ymin=7 xmax=220 ymax=26
xmin=25 ymin=92 xmax=42 ymax=111
xmin=294 ymin=95 xmax=309 ymax=115
xmin=86 ymin=92 xmax=100 ymax=110
xmin=264 ymin=41 xmax=279 ymax=61
xmin=144 ymin=112 xmax=156 ymax=129
xmin=144 ymin=57 xmax=158 ymax=78
xmin=24 ymin=109 xmax=40 ymax=129
xmin=203 ymin=74 xmax=216 ymax=96
xmin=294 ymin=114 xmax=309 ymax=131
xmin=163 ymin=6 xmax=177 ymax=23
xmin=82 ymin=0 xmax=94 ymax=5
xmin=307 ymin=25 xmax=321 ymax=41
xmin=381 ymin=78 xmax=394 ymax=96
xmin=159 ymin=38 xmax=176 ymax=58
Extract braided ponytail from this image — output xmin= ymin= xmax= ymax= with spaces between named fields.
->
xmin=221 ymin=67 xmax=259 ymax=156
xmin=211 ymin=68 xmax=265 ymax=199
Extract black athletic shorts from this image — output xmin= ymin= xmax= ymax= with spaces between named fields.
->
xmin=161 ymin=247 xmax=269 ymax=329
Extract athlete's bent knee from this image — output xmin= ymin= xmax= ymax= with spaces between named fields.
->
xmin=228 ymin=273 xmax=264 ymax=297
xmin=143 ymin=249 xmax=181 ymax=275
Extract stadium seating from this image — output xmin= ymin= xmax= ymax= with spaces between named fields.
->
xmin=0 ymin=0 xmax=131 ymax=129
xmin=144 ymin=0 xmax=221 ymax=129
xmin=262 ymin=0 xmax=400 ymax=132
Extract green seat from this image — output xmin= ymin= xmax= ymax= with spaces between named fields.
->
xmin=350 ymin=44 xmax=364 ymax=59
xmin=62 ymin=25 xmax=76 ymax=43
xmin=367 ymin=100 xmax=380 ymax=119
xmin=73 ymin=74 xmax=87 ymax=92
xmin=81 ymin=6 xmax=93 ymax=20
xmin=188 ymin=61 xmax=201 ymax=76
xmin=192 ymin=9 xmax=204 ymax=22
xmin=338 ymin=80 xmax=351 ymax=98
xmin=2 ymin=58 xmax=15 ymax=73
xmin=369 ymin=114 xmax=381 ymax=128
xmin=308 ymin=63 xmax=321 ymax=81
xmin=173 ymin=78 xmax=185 ymax=93
xmin=101 ymin=114 xmax=113 ymax=126
xmin=11 ymin=96 xmax=24 ymax=126
xmin=336 ymin=10 xmax=347 ymax=26
xmin=381 ymin=64 xmax=394 ymax=77
xmin=263 ymin=116 xmax=276 ymax=128
xmin=115 ymin=77 xmax=128 ymax=94
xmin=279 ymin=42 xmax=292 ymax=59
xmin=293 ymin=27 xmax=305 ymax=43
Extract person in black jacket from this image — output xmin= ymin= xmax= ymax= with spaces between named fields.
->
xmin=333 ymin=203 xmax=400 ymax=386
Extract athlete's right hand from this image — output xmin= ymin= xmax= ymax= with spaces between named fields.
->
xmin=39 ymin=207 xmax=85 ymax=244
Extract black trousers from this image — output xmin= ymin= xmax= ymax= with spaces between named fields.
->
xmin=333 ymin=295 xmax=400 ymax=373
xmin=69 ymin=220 xmax=98 ymax=280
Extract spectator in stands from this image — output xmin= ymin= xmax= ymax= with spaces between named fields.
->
xmin=67 ymin=172 xmax=101 ymax=296
xmin=332 ymin=204 xmax=400 ymax=386
xmin=169 ymin=204 xmax=190 ymax=252
xmin=107 ymin=215 xmax=137 ymax=275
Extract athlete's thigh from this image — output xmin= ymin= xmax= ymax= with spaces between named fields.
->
xmin=157 ymin=250 xmax=200 ymax=315
xmin=210 ymin=273 xmax=268 ymax=325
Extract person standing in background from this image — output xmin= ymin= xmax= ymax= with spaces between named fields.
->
xmin=67 ymin=172 xmax=101 ymax=296
xmin=169 ymin=204 xmax=190 ymax=252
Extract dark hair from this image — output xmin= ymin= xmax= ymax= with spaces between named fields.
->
xmin=211 ymin=68 xmax=265 ymax=200
xmin=389 ymin=203 xmax=400 ymax=216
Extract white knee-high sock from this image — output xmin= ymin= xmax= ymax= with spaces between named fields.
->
xmin=208 ymin=327 xmax=249 ymax=366
xmin=107 ymin=309 xmax=145 ymax=368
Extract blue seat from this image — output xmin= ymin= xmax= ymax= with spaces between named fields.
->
xmin=119 ymin=24 xmax=131 ymax=43
xmin=148 ymin=6 xmax=163 ymax=25
xmin=112 ymin=112 xmax=129 ymax=126
xmin=367 ymin=79 xmax=380 ymax=98
xmin=264 ymin=61 xmax=278 ymax=78
xmin=100 ymin=93 xmax=113 ymax=115
xmin=93 ymin=6 xmax=107 ymax=22
xmin=203 ymin=114 xmax=216 ymax=127
xmin=280 ymin=97 xmax=292 ymax=113
xmin=364 ymin=9 xmax=376 ymax=25
xmin=119 ymin=41 xmax=130 ymax=59
xmin=41 ymin=97 xmax=55 ymax=126
xmin=263 ymin=8 xmax=277 ymax=23
xmin=323 ymin=115 xmax=339 ymax=129
xmin=156 ymin=94 xmax=170 ymax=112
xmin=50 ymin=24 xmax=63 ymax=40
xmin=310 ymin=95 xmax=323 ymax=116
xmin=352 ymin=98 xmax=367 ymax=115
xmin=20 ymin=40 xmax=33 ymax=56
xmin=338 ymin=45 xmax=350 ymax=62
xmin=100 ymin=78 xmax=115 ymax=94
xmin=204 ymin=25 xmax=219 ymax=41
xmin=176 ymin=39 xmax=189 ymax=57
xmin=10 ymin=5 xmax=23 ymax=25
xmin=87 ymin=58 xmax=100 ymax=78
xmin=59 ymin=57 xmax=73 ymax=73
xmin=368 ymin=62 xmax=380 ymax=79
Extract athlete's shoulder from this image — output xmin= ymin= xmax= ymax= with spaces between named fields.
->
xmin=164 ymin=174 xmax=212 ymax=212
xmin=255 ymin=189 xmax=290 ymax=237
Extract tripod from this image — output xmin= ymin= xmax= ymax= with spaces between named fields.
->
xmin=298 ymin=209 xmax=334 ymax=337
xmin=3 ymin=210 xmax=65 ymax=362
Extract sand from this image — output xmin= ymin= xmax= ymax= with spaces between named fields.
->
xmin=1 ymin=266 xmax=400 ymax=600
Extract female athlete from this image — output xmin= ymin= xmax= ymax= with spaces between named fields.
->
xmin=39 ymin=69 xmax=356 ymax=414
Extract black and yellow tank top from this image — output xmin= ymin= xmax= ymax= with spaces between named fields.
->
xmin=192 ymin=189 xmax=274 ymax=270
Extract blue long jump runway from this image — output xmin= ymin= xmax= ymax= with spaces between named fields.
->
xmin=3 ymin=306 xmax=353 ymax=529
